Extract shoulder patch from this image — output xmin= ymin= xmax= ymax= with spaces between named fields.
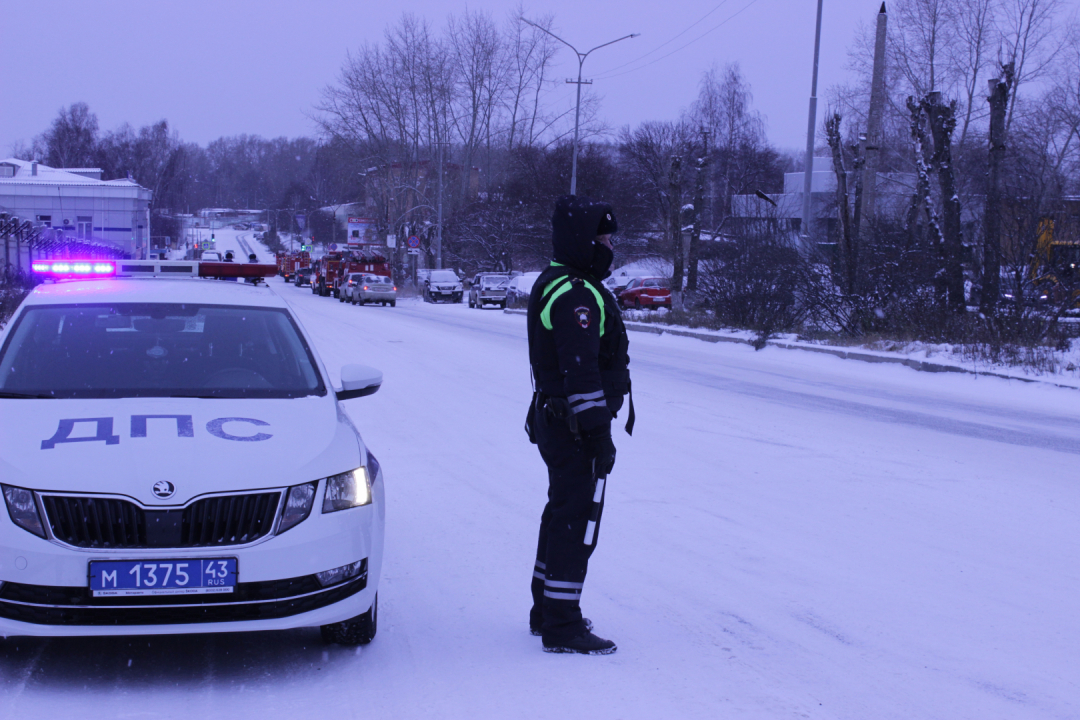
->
xmin=574 ymin=306 xmax=591 ymax=329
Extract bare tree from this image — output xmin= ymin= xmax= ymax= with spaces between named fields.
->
xmin=826 ymin=113 xmax=856 ymax=294
xmin=690 ymin=63 xmax=768 ymax=230
xmin=947 ymin=0 xmax=1001 ymax=146
xmin=39 ymin=102 xmax=100 ymax=168
xmin=999 ymin=0 xmax=1069 ymax=132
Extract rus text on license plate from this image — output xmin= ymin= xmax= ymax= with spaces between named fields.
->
xmin=89 ymin=559 xmax=237 ymax=597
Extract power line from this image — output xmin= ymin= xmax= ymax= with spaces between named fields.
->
xmin=592 ymin=0 xmax=762 ymax=81
xmin=592 ymin=1 xmax=733 ymax=76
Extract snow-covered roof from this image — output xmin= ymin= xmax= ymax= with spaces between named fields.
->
xmin=0 ymin=158 xmax=140 ymax=188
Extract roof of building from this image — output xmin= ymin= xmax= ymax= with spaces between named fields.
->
xmin=0 ymin=158 xmax=143 ymax=188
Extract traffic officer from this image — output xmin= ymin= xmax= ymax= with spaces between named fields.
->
xmin=526 ymin=195 xmax=633 ymax=655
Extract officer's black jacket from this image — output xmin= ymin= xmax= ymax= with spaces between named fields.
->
xmin=527 ymin=198 xmax=630 ymax=434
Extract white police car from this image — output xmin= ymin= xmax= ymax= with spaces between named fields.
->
xmin=0 ymin=259 xmax=384 ymax=644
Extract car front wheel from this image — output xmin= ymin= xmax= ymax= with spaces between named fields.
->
xmin=321 ymin=594 xmax=377 ymax=646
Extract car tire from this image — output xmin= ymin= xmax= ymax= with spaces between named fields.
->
xmin=634 ymin=298 xmax=642 ymax=310
xmin=390 ymin=300 xmax=396 ymax=307
xmin=321 ymin=594 xmax=377 ymax=646
xmin=468 ymin=297 xmax=475 ymax=308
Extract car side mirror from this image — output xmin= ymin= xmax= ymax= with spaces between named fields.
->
xmin=337 ymin=364 xmax=382 ymax=400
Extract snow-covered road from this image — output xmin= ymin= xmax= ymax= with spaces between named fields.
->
xmin=2 ymin=262 xmax=1078 ymax=719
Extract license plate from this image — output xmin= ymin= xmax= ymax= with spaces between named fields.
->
xmin=89 ymin=558 xmax=237 ymax=597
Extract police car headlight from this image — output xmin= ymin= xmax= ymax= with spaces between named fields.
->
xmin=2 ymin=484 xmax=46 ymax=539
xmin=278 ymin=482 xmax=316 ymax=534
xmin=323 ymin=467 xmax=372 ymax=513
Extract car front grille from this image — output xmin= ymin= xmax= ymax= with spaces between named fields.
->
xmin=41 ymin=492 xmax=282 ymax=549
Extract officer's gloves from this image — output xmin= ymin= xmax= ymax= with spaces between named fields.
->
xmin=581 ymin=425 xmax=616 ymax=476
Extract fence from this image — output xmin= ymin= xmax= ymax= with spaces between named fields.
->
xmin=1 ymin=217 xmax=126 ymax=286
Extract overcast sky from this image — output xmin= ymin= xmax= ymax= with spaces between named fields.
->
xmin=1 ymin=0 xmax=879 ymax=157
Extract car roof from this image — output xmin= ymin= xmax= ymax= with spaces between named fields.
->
xmin=22 ymin=278 xmax=287 ymax=309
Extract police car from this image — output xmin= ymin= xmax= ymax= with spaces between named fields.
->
xmin=0 ymin=259 xmax=385 ymax=644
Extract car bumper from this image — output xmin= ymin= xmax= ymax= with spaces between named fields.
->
xmin=0 ymin=480 xmax=384 ymax=637
xmin=359 ymin=291 xmax=396 ymax=302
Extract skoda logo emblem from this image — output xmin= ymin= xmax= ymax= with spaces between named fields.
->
xmin=152 ymin=480 xmax=176 ymax=499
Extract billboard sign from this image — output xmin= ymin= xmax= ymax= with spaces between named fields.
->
xmin=347 ymin=217 xmax=378 ymax=246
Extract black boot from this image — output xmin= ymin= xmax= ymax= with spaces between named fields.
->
xmin=530 ymin=615 xmax=592 ymax=637
xmin=542 ymin=630 xmax=617 ymax=655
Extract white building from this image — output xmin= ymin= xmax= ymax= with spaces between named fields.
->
xmin=0 ymin=159 xmax=152 ymax=260
xmin=731 ymin=156 xmax=916 ymax=246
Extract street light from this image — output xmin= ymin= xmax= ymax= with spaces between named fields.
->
xmin=524 ymin=20 xmax=638 ymax=196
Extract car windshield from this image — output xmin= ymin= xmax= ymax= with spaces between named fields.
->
xmin=0 ymin=303 xmax=325 ymax=399
xmin=482 ymin=276 xmax=508 ymax=288
xmin=430 ymin=270 xmax=458 ymax=282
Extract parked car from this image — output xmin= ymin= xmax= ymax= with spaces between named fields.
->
xmin=469 ymin=273 xmax=511 ymax=309
xmin=345 ymin=273 xmax=397 ymax=307
xmin=423 ymin=269 xmax=463 ymax=303
xmin=603 ymin=275 xmax=632 ymax=295
xmin=200 ymin=250 xmax=223 ymax=261
xmin=618 ymin=277 xmax=672 ymax=310
xmin=295 ymin=267 xmax=314 ymax=287
xmin=506 ymin=271 xmax=542 ymax=308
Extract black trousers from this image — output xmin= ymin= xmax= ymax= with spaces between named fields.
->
xmin=530 ymin=407 xmax=606 ymax=639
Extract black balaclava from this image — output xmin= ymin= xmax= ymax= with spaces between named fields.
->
xmin=551 ymin=195 xmax=618 ymax=280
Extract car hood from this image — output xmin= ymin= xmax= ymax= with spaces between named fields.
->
xmin=0 ymin=396 xmax=362 ymax=506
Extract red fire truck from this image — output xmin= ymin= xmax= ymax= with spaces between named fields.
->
xmin=312 ymin=247 xmax=391 ymax=298
xmin=276 ymin=251 xmax=311 ymax=283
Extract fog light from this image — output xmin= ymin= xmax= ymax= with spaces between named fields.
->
xmin=316 ymin=559 xmax=365 ymax=587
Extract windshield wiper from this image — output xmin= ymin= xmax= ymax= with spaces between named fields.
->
xmin=0 ymin=391 xmax=56 ymax=399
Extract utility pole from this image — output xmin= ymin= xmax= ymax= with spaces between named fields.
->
xmin=524 ymin=20 xmax=638 ymax=195
xmin=802 ymin=0 xmax=825 ymax=245
xmin=984 ymin=65 xmax=1014 ymax=313
xmin=436 ymin=141 xmax=444 ymax=270
xmin=669 ymin=155 xmax=684 ymax=306
xmin=687 ymin=129 xmax=710 ymax=293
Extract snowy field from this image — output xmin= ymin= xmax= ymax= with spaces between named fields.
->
xmin=2 ymin=231 xmax=1078 ymax=719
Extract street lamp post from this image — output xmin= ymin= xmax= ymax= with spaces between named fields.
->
xmin=524 ymin=20 xmax=638 ymax=196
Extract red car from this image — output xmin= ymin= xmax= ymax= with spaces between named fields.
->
xmin=618 ymin=277 xmax=672 ymax=310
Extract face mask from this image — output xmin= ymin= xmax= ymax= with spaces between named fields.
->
xmin=589 ymin=241 xmax=614 ymax=280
